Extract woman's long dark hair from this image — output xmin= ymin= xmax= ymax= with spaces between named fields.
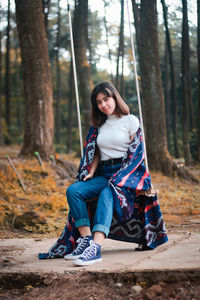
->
xmin=91 ymin=81 xmax=130 ymax=127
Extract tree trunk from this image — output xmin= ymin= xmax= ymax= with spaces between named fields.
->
xmin=0 ymin=3 xmax=4 ymax=145
xmin=131 ymin=1 xmax=145 ymax=118
xmin=120 ymin=0 xmax=125 ymax=98
xmin=161 ymin=0 xmax=180 ymax=158
xmin=181 ymin=0 xmax=191 ymax=165
xmin=189 ymin=79 xmax=195 ymax=130
xmin=132 ymin=0 xmax=172 ymax=175
xmin=42 ymin=0 xmax=51 ymax=36
xmin=115 ymin=45 xmax=120 ymax=90
xmin=15 ymin=0 xmax=54 ymax=159
xmin=103 ymin=0 xmax=114 ymax=82
xmin=55 ymin=0 xmax=61 ymax=144
xmin=197 ymin=0 xmax=200 ymax=161
xmin=115 ymin=0 xmax=124 ymax=98
xmin=67 ymin=60 xmax=74 ymax=154
xmin=164 ymin=41 xmax=171 ymax=151
xmin=14 ymin=28 xmax=22 ymax=135
xmin=5 ymin=0 xmax=11 ymax=141
xmin=73 ymin=0 xmax=94 ymax=139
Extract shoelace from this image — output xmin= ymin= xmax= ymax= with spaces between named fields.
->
xmin=73 ymin=237 xmax=89 ymax=254
xmin=81 ymin=242 xmax=98 ymax=260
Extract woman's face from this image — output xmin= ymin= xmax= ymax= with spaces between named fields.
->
xmin=96 ymin=92 xmax=116 ymax=116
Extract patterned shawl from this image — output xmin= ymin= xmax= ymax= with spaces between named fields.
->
xmin=39 ymin=125 xmax=168 ymax=259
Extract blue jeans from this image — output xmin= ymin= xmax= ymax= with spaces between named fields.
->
xmin=66 ymin=163 xmax=121 ymax=237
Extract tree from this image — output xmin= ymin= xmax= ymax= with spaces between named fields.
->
xmin=130 ymin=0 xmax=199 ymax=182
xmin=0 ymin=3 xmax=4 ymax=145
xmin=55 ymin=0 xmax=61 ymax=143
xmin=161 ymin=0 xmax=180 ymax=158
xmin=103 ymin=0 xmax=114 ymax=82
xmin=5 ymin=0 xmax=11 ymax=141
xmin=73 ymin=0 xmax=94 ymax=138
xmin=163 ymin=39 xmax=170 ymax=150
xmin=67 ymin=60 xmax=74 ymax=154
xmin=42 ymin=0 xmax=51 ymax=36
xmin=131 ymin=0 xmax=173 ymax=175
xmin=197 ymin=0 xmax=200 ymax=161
xmin=13 ymin=28 xmax=22 ymax=135
xmin=15 ymin=0 xmax=54 ymax=159
xmin=116 ymin=0 xmax=125 ymax=98
xmin=181 ymin=0 xmax=191 ymax=165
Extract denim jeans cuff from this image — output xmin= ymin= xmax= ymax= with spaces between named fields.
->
xmin=75 ymin=219 xmax=90 ymax=228
xmin=92 ymin=224 xmax=109 ymax=237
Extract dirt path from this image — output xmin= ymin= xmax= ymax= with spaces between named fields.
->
xmin=0 ymin=232 xmax=200 ymax=299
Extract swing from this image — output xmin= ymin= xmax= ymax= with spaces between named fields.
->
xmin=67 ymin=0 xmax=156 ymax=196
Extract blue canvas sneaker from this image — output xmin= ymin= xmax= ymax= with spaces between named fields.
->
xmin=64 ymin=235 xmax=93 ymax=260
xmin=72 ymin=240 xmax=102 ymax=266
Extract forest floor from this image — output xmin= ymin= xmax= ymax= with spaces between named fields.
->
xmin=0 ymin=145 xmax=200 ymax=299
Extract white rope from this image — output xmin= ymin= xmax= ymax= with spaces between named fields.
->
xmin=126 ymin=0 xmax=149 ymax=173
xmin=67 ymin=0 xmax=83 ymax=157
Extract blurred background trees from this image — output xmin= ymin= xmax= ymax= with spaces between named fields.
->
xmin=0 ymin=0 xmax=199 ymax=170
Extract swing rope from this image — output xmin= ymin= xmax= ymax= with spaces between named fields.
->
xmin=67 ymin=1 xmax=83 ymax=157
xmin=126 ymin=0 xmax=149 ymax=174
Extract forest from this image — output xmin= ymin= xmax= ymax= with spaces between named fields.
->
xmin=0 ymin=0 xmax=200 ymax=235
xmin=0 ymin=0 xmax=199 ymax=167
xmin=0 ymin=1 xmax=200 ymax=298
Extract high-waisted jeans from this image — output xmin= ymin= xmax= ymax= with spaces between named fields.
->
xmin=66 ymin=163 xmax=121 ymax=237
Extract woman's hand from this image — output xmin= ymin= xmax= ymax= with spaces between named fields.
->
xmin=83 ymin=146 xmax=100 ymax=181
xmin=130 ymin=133 xmax=136 ymax=141
xmin=83 ymin=173 xmax=93 ymax=181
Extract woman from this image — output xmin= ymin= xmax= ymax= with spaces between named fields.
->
xmin=39 ymin=82 xmax=168 ymax=265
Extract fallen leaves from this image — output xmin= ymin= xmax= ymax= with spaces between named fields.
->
xmin=0 ymin=147 xmax=200 ymax=237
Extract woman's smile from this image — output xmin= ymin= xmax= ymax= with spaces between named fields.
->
xmin=96 ymin=92 xmax=116 ymax=115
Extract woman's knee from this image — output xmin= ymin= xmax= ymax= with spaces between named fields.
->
xmin=101 ymin=186 xmax=112 ymax=195
xmin=66 ymin=183 xmax=78 ymax=203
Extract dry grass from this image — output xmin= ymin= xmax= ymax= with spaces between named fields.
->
xmin=0 ymin=145 xmax=199 ymax=238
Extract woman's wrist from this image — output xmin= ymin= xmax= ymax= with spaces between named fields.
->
xmin=89 ymin=170 xmax=94 ymax=176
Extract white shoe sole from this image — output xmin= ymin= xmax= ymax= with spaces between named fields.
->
xmin=64 ymin=254 xmax=82 ymax=260
xmin=72 ymin=258 xmax=102 ymax=266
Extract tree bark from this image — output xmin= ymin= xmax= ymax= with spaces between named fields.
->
xmin=132 ymin=0 xmax=172 ymax=175
xmin=5 ymin=0 xmax=11 ymax=141
xmin=181 ymin=0 xmax=191 ymax=165
xmin=164 ymin=41 xmax=171 ymax=151
xmin=15 ymin=0 xmax=54 ymax=159
xmin=120 ymin=0 xmax=125 ymax=98
xmin=55 ymin=0 xmax=61 ymax=144
xmin=103 ymin=0 xmax=114 ymax=82
xmin=115 ymin=0 xmax=124 ymax=98
xmin=0 ymin=3 xmax=4 ymax=145
xmin=42 ymin=0 xmax=51 ymax=37
xmin=161 ymin=0 xmax=180 ymax=158
xmin=67 ymin=60 xmax=74 ymax=154
xmin=197 ymin=0 xmax=200 ymax=161
xmin=14 ymin=28 xmax=22 ymax=136
xmin=73 ymin=0 xmax=94 ymax=139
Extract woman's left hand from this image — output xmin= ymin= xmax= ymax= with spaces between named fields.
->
xmin=83 ymin=173 xmax=93 ymax=181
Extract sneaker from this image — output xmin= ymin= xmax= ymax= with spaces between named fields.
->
xmin=64 ymin=235 xmax=93 ymax=260
xmin=73 ymin=240 xmax=102 ymax=266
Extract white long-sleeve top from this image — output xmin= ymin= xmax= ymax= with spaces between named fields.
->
xmin=97 ymin=114 xmax=139 ymax=161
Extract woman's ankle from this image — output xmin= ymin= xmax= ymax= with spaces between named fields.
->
xmin=93 ymin=231 xmax=105 ymax=245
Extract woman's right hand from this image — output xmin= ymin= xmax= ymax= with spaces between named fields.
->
xmin=83 ymin=173 xmax=93 ymax=181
